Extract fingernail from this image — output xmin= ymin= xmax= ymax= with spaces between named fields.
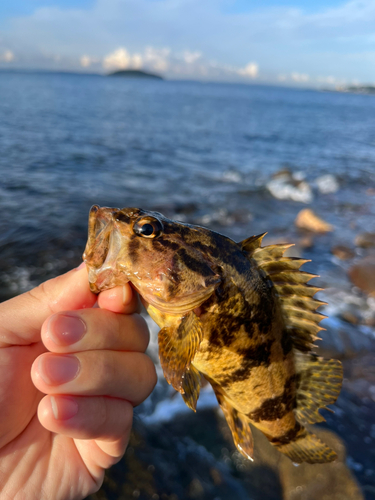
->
xmin=47 ymin=314 xmax=86 ymax=346
xmin=76 ymin=262 xmax=86 ymax=271
xmin=39 ymin=355 xmax=80 ymax=385
xmin=50 ymin=396 xmax=79 ymax=420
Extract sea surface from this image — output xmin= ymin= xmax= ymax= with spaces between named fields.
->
xmin=1 ymin=71 xmax=375 ymax=500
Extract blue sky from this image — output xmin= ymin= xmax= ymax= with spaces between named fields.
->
xmin=0 ymin=0 xmax=374 ymax=87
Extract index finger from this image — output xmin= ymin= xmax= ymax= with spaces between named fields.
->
xmin=97 ymin=284 xmax=142 ymax=314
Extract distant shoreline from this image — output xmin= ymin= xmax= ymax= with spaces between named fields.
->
xmin=0 ymin=69 xmax=374 ymax=95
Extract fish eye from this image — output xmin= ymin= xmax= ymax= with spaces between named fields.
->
xmin=133 ymin=217 xmax=164 ymax=239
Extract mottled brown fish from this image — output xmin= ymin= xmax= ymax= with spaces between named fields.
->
xmin=83 ymin=205 xmax=343 ymax=464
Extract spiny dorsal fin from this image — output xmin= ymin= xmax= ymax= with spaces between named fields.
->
xmin=294 ymin=351 xmax=343 ymax=425
xmin=239 ymin=236 xmax=326 ymax=352
xmin=240 ymin=233 xmax=267 ymax=253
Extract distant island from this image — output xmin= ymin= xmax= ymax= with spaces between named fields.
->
xmin=346 ymin=86 xmax=375 ymax=94
xmin=108 ymin=69 xmax=163 ymax=80
xmin=334 ymin=85 xmax=375 ymax=95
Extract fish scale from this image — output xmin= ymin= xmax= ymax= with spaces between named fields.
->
xmin=83 ymin=205 xmax=343 ymax=464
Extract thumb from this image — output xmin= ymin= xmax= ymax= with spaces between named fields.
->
xmin=0 ymin=265 xmax=96 ymax=346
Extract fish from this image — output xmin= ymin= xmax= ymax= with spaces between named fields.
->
xmin=83 ymin=205 xmax=343 ymax=464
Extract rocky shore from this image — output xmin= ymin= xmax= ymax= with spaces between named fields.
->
xmin=85 ymin=171 xmax=375 ymax=500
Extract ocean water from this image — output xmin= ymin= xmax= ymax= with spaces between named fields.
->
xmin=1 ymin=71 xmax=375 ymax=499
xmin=0 ymin=71 xmax=374 ymax=298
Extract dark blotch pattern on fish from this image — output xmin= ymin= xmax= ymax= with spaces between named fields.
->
xmin=175 ymin=248 xmax=214 ymax=278
xmin=219 ymin=340 xmax=274 ymax=387
xmin=128 ymin=235 xmax=141 ymax=264
xmin=248 ymin=374 xmax=297 ymax=422
xmin=269 ymin=421 xmax=303 ymax=445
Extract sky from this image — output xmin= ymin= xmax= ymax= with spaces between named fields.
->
xmin=0 ymin=0 xmax=374 ymax=87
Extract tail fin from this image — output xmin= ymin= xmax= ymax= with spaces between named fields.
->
xmin=274 ymin=426 xmax=337 ymax=464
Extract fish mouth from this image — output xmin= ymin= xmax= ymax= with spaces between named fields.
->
xmin=83 ymin=205 xmax=124 ymax=293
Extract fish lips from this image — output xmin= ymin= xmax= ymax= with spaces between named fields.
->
xmin=83 ymin=205 xmax=125 ymax=293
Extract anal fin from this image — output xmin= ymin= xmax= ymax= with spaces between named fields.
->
xmin=181 ymin=364 xmax=201 ymax=412
xmin=215 ymin=391 xmax=254 ymax=461
xmin=294 ymin=351 xmax=343 ymax=424
xmin=158 ymin=311 xmax=203 ymax=393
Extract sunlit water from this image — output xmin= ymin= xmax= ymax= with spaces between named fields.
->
xmin=0 ymin=71 xmax=374 ymax=299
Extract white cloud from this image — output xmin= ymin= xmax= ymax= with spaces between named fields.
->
xmin=183 ymin=51 xmax=201 ymax=64
xmin=291 ymin=72 xmax=309 ymax=82
xmin=0 ymin=50 xmax=15 ymax=62
xmin=80 ymin=55 xmax=91 ymax=67
xmin=102 ymin=46 xmax=167 ymax=72
xmin=103 ymin=48 xmax=130 ymax=70
xmin=100 ymin=45 xmax=259 ymax=81
xmin=237 ymin=62 xmax=258 ymax=78
xmin=1 ymin=0 xmax=375 ymax=83
xmin=316 ymin=75 xmax=338 ymax=85
xmin=143 ymin=46 xmax=170 ymax=72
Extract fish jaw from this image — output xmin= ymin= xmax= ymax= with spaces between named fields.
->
xmin=83 ymin=205 xmax=134 ymax=293
xmin=83 ymin=206 xmax=220 ymax=311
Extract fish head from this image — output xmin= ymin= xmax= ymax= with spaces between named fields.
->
xmin=83 ymin=205 xmax=221 ymax=314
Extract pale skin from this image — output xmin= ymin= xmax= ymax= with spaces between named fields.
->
xmin=0 ymin=264 xmax=157 ymax=500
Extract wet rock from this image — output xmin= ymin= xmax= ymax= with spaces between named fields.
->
xmin=315 ymin=174 xmax=339 ymax=194
xmin=278 ymin=430 xmax=362 ymax=500
xmin=340 ymin=310 xmax=360 ymax=325
xmin=355 ymin=232 xmax=375 ymax=248
xmin=298 ymin=235 xmax=315 ymax=249
xmin=331 ymin=245 xmax=355 ymax=260
xmin=267 ymin=170 xmax=313 ymax=203
xmin=348 ymin=255 xmax=375 ymax=295
xmin=87 ymin=407 xmax=364 ymax=500
xmin=295 ymin=209 xmax=333 ymax=233
xmin=343 ymin=352 xmax=375 ymax=402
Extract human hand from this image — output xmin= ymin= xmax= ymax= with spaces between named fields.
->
xmin=0 ymin=265 xmax=156 ymax=500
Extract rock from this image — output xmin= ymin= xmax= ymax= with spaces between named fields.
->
xmin=340 ymin=310 xmax=360 ymax=325
xmin=295 ymin=209 xmax=333 ymax=233
xmin=355 ymin=232 xmax=375 ymax=248
xmin=267 ymin=170 xmax=313 ymax=203
xmin=298 ymin=235 xmax=315 ymax=249
xmin=331 ymin=245 xmax=355 ymax=260
xmin=348 ymin=255 xmax=375 ymax=295
xmin=87 ymin=407 xmax=364 ymax=500
xmin=315 ymin=174 xmax=340 ymax=194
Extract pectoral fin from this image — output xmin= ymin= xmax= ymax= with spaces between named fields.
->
xmin=158 ymin=311 xmax=203 ymax=393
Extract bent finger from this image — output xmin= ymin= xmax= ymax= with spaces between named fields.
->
xmin=32 ymin=350 xmax=157 ymax=406
xmin=98 ymin=284 xmax=142 ymax=314
xmin=38 ymin=395 xmax=133 ymax=458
